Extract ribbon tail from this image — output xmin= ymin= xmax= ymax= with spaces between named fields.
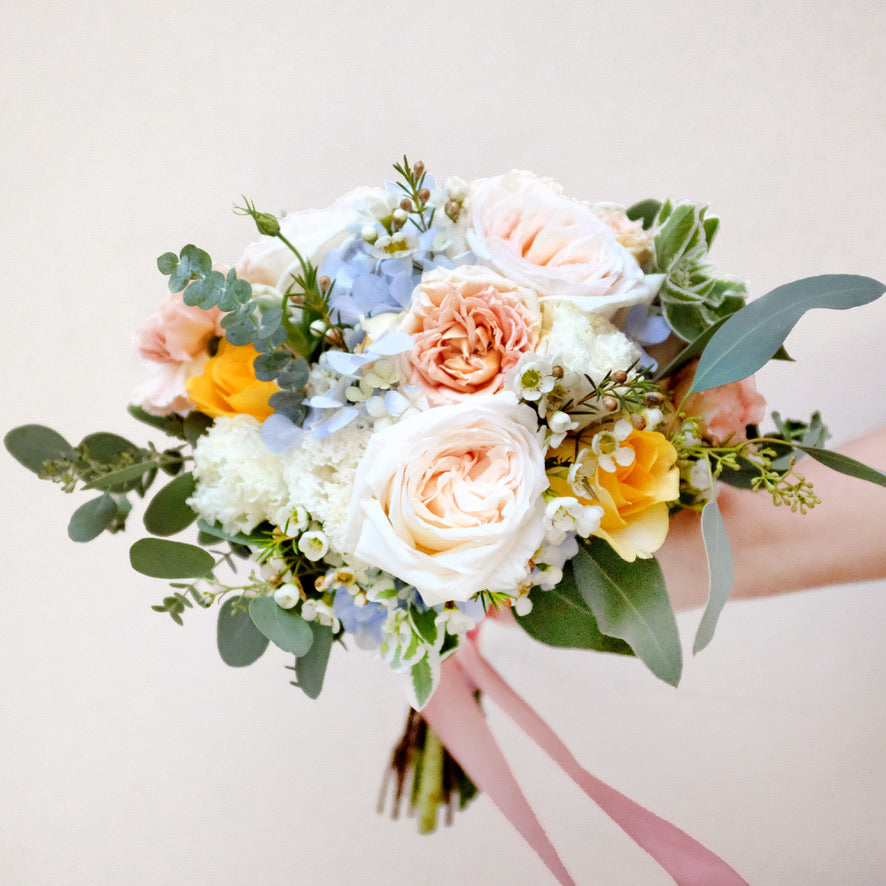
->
xmin=422 ymin=655 xmax=577 ymax=886
xmin=457 ymin=638 xmax=750 ymax=886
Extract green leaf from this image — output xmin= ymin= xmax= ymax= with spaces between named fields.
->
xmin=795 ymin=445 xmax=886 ymax=487
xmin=127 ymin=403 xmax=187 ymax=439
xmin=410 ymin=606 xmax=438 ymax=646
xmin=626 ymin=199 xmax=661 ymax=230
xmin=693 ymin=498 xmax=735 ymax=654
xmin=652 ymin=316 xmax=729 ymax=381
xmin=183 ymin=411 xmax=213 ymax=445
xmin=410 ymin=657 xmax=435 ymax=710
xmin=4 ymin=424 xmax=76 ymax=474
xmin=217 ymin=596 xmax=269 ymax=667
xmin=248 ymin=597 xmax=314 ymax=657
xmin=68 ymin=493 xmax=118 ymax=542
xmin=654 ymin=203 xmax=699 ymax=271
xmin=143 ymin=472 xmax=198 ymax=536
xmin=157 ymin=251 xmax=179 ymax=275
xmin=78 ymin=432 xmax=137 ymax=463
xmin=196 ymin=518 xmax=268 ymax=547
xmin=293 ymin=622 xmax=334 ymax=699
xmin=573 ymin=539 xmax=682 ymax=686
xmin=516 ymin=564 xmax=633 ymax=654
xmin=129 ymin=538 xmax=214 ymax=579
xmin=690 ymin=275 xmax=885 ymax=393
xmin=82 ymin=460 xmax=158 ymax=490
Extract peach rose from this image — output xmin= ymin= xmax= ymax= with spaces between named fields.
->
xmin=398 ymin=266 xmax=541 ymax=405
xmin=132 ymin=293 xmax=224 ymax=415
xmin=550 ymin=425 xmax=679 ymax=561
xmin=341 ymin=394 xmax=548 ymax=606
xmin=671 ymin=358 xmax=767 ymax=444
xmin=465 ymin=172 xmax=661 ymax=316
xmin=185 ymin=340 xmax=279 ymax=421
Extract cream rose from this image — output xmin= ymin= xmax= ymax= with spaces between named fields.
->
xmin=341 ymin=394 xmax=548 ymax=605
xmin=398 ymin=265 xmax=541 ymax=405
xmin=235 ymin=185 xmax=384 ymax=288
xmin=465 ymin=171 xmax=661 ymax=316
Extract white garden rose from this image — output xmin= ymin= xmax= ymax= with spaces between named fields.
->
xmin=235 ymin=185 xmax=384 ymax=289
xmin=465 ymin=171 xmax=662 ymax=316
xmin=341 ymin=393 xmax=548 ymax=606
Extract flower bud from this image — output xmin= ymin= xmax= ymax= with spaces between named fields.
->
xmin=611 ymin=369 xmax=628 ymax=384
xmin=418 ymin=188 xmax=431 ymax=204
xmin=318 ymin=275 xmax=331 ymax=293
xmin=630 ymin=413 xmax=648 ymax=430
xmin=361 ymin=224 xmax=378 ymax=244
xmin=399 ymin=197 xmax=413 ymax=213
xmin=603 ymin=396 xmax=619 ymax=412
xmin=412 ymin=160 xmax=425 ymax=177
xmin=444 ymin=200 xmax=461 ymax=222
xmin=644 ymin=391 xmax=664 ymax=407
xmin=253 ymin=211 xmax=280 ymax=237
xmin=274 ymin=582 xmax=301 ymax=609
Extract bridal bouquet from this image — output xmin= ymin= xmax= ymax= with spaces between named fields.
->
xmin=7 ymin=158 xmax=884 ymax=885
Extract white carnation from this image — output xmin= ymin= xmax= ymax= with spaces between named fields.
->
xmin=189 ymin=415 xmax=291 ymax=534
xmin=540 ymin=301 xmax=641 ymax=383
xmin=280 ymin=419 xmax=372 ymax=551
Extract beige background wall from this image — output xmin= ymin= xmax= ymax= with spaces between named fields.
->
xmin=2 ymin=2 xmax=884 ymax=884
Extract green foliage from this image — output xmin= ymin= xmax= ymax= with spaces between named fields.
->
xmin=795 ymin=445 xmax=886 ymax=488
xmin=248 ymin=596 xmax=314 ymax=657
xmin=127 ymin=404 xmax=188 ymax=441
xmin=68 ymin=493 xmax=118 ymax=542
xmin=129 ymin=537 xmax=215 ymax=579
xmin=410 ymin=656 xmax=435 ymax=710
xmin=690 ymin=274 xmax=885 ymax=393
xmin=573 ymin=538 xmax=682 ymax=686
xmin=143 ymin=472 xmax=198 ymax=536
xmin=5 ymin=424 xmax=76 ymax=474
xmin=516 ymin=562 xmax=633 ymax=654
xmin=651 ymin=200 xmax=747 ymax=341
xmin=292 ymin=622 xmax=334 ymax=699
xmin=625 ymin=199 xmax=661 ymax=230
xmin=693 ymin=498 xmax=735 ymax=654
xmin=217 ymin=595 xmax=270 ymax=666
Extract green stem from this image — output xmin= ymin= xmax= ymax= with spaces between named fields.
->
xmin=414 ymin=726 xmax=444 ymax=834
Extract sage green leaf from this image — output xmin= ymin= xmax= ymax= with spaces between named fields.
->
xmin=248 ymin=597 xmax=313 ymax=657
xmin=690 ymin=275 xmax=885 ymax=393
xmin=217 ymin=596 xmax=269 ymax=667
xmin=795 ymin=445 xmax=886 ymax=487
xmin=183 ymin=411 xmax=213 ymax=445
xmin=129 ymin=537 xmax=214 ymax=578
xmin=127 ymin=403 xmax=187 ymax=439
xmin=196 ymin=519 xmax=267 ymax=547
xmin=693 ymin=498 xmax=735 ymax=654
xmin=68 ymin=493 xmax=118 ymax=542
xmin=143 ymin=472 xmax=198 ymax=536
xmin=293 ymin=622 xmax=334 ymax=699
xmin=4 ymin=424 xmax=76 ymax=474
xmin=652 ymin=316 xmax=729 ymax=381
xmin=516 ymin=563 xmax=633 ymax=654
xmin=410 ymin=656 xmax=435 ymax=710
xmin=573 ymin=539 xmax=682 ymax=686
xmin=78 ymin=432 xmax=137 ymax=463
xmin=82 ymin=460 xmax=158 ymax=490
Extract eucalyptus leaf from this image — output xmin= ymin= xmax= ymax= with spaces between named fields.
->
xmin=693 ymin=498 xmax=735 ymax=654
xmin=293 ymin=622 xmax=334 ymax=699
xmin=690 ymin=275 xmax=885 ymax=393
xmin=68 ymin=493 xmax=118 ymax=542
xmin=573 ymin=539 xmax=682 ymax=686
xmin=82 ymin=460 xmax=158 ymax=490
xmin=795 ymin=445 xmax=886 ymax=487
xmin=127 ymin=403 xmax=187 ymax=439
xmin=143 ymin=472 xmax=198 ymax=536
xmin=217 ymin=596 xmax=269 ymax=667
xmin=129 ymin=537 xmax=214 ymax=579
xmin=4 ymin=424 xmax=76 ymax=474
xmin=248 ymin=597 xmax=314 ymax=657
xmin=516 ymin=563 xmax=633 ymax=654
xmin=78 ymin=432 xmax=137 ymax=463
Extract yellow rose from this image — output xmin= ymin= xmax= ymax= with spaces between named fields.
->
xmin=550 ymin=425 xmax=679 ymax=561
xmin=185 ymin=340 xmax=278 ymax=421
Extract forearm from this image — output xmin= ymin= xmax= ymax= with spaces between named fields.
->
xmin=659 ymin=427 xmax=886 ymax=611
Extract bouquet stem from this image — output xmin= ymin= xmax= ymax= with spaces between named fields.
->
xmin=379 ymin=706 xmax=478 ymax=832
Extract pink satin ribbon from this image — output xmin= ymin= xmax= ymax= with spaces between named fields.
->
xmin=422 ymin=635 xmax=749 ymax=886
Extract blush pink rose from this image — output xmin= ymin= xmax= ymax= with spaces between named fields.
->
xmin=132 ymin=293 xmax=224 ymax=415
xmin=465 ymin=171 xmax=662 ymax=316
xmin=341 ymin=394 xmax=548 ymax=606
xmin=398 ymin=266 xmax=541 ymax=405
xmin=672 ymin=358 xmax=767 ymax=444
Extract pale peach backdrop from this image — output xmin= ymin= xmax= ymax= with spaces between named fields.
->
xmin=2 ymin=1 xmax=884 ymax=884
